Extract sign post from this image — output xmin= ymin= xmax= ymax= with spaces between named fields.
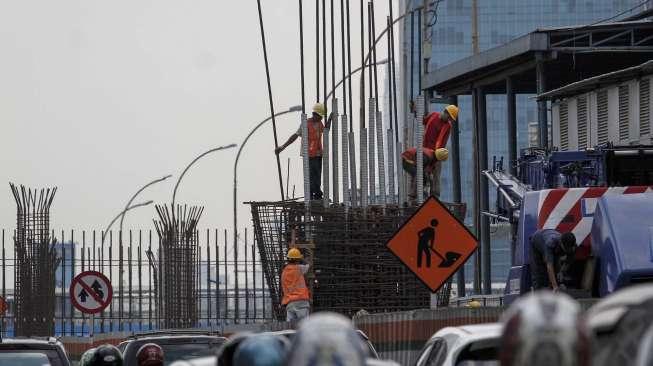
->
xmin=386 ymin=196 xmax=478 ymax=293
xmin=70 ymin=271 xmax=113 ymax=337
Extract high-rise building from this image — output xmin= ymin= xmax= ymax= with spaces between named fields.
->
xmin=397 ymin=0 xmax=649 ymax=286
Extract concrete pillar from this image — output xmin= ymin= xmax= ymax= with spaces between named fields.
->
xmin=471 ymin=88 xmax=481 ymax=294
xmin=536 ymin=53 xmax=548 ymax=148
xmin=477 ymin=87 xmax=491 ymax=295
xmin=507 ymin=77 xmax=517 ymax=176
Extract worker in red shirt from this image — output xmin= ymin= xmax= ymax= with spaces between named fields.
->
xmin=276 ymin=103 xmax=332 ymax=200
xmin=402 ymin=104 xmax=458 ymax=199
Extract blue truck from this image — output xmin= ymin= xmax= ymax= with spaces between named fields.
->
xmin=486 ymin=145 xmax=653 ymax=303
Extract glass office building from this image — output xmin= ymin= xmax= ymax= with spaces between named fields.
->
xmin=398 ymin=0 xmax=649 ymax=286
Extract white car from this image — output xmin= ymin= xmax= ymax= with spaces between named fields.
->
xmin=413 ymin=323 xmax=502 ymax=366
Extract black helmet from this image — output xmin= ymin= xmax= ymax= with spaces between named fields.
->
xmin=90 ymin=344 xmax=123 ymax=366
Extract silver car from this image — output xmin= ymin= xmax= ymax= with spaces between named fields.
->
xmin=414 ymin=323 xmax=502 ymax=366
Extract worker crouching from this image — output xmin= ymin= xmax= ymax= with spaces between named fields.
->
xmin=281 ymin=247 xmax=311 ymax=323
xmin=402 ymin=104 xmax=457 ymax=200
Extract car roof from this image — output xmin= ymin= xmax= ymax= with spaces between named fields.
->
xmin=0 ymin=338 xmax=62 ymax=346
xmin=431 ymin=323 xmax=502 ymax=339
xmin=586 ymin=283 xmax=653 ymax=332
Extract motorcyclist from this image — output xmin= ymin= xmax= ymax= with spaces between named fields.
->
xmin=136 ymin=343 xmax=164 ymax=366
xmin=499 ymin=290 xmax=591 ymax=366
xmin=89 ymin=344 xmax=123 ymax=366
xmin=232 ymin=334 xmax=289 ymax=366
xmin=286 ymin=312 xmax=368 ymax=366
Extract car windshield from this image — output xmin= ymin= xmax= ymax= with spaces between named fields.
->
xmin=0 ymin=352 xmax=51 ymax=366
xmin=126 ymin=340 xmax=222 ymax=366
xmin=455 ymin=337 xmax=500 ymax=366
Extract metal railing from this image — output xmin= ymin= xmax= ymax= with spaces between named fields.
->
xmin=0 ymin=228 xmax=274 ymax=337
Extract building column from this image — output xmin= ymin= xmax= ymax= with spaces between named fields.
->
xmin=507 ymin=77 xmax=517 ymax=176
xmin=471 ymin=88 xmax=481 ymax=294
xmin=449 ymin=95 xmax=465 ymax=297
xmin=536 ymin=52 xmax=548 ymax=148
xmin=477 ymin=87 xmax=491 ymax=295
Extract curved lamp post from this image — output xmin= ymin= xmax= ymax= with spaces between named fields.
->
xmin=102 ymin=174 xmax=173 ymax=244
xmin=172 ymin=143 xmax=237 ymax=212
xmin=233 ymin=105 xmax=302 ymax=247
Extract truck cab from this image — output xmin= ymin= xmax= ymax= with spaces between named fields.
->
xmin=497 ymin=146 xmax=653 ymax=304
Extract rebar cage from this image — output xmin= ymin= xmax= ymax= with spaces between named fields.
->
xmin=10 ymin=183 xmax=59 ymax=336
xmin=250 ymin=201 xmax=467 ymax=318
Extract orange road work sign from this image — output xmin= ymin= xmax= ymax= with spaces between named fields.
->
xmin=386 ymin=196 xmax=478 ymax=292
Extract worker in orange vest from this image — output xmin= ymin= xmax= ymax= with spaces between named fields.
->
xmin=281 ymin=245 xmax=311 ymax=322
xmin=276 ymin=103 xmax=332 ymax=200
xmin=403 ymin=104 xmax=458 ymax=199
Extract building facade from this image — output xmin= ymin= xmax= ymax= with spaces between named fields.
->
xmin=397 ymin=0 xmax=649 ymax=286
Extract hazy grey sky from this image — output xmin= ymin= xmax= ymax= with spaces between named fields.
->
xmin=0 ymin=1 xmax=394 ymax=235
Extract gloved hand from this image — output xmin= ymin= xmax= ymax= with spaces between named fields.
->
xmin=435 ymin=148 xmax=449 ymax=161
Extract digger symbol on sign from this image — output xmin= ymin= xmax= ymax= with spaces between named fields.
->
xmin=416 ymin=219 xmax=462 ymax=268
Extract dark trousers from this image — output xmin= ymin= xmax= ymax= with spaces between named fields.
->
xmin=309 ymin=156 xmax=323 ymax=200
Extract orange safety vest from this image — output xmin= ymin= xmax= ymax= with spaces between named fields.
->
xmin=307 ymin=118 xmax=324 ymax=157
xmin=281 ymin=264 xmax=310 ymax=305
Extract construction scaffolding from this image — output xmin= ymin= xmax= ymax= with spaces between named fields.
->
xmin=250 ymin=201 xmax=466 ymax=319
xmin=10 ymin=183 xmax=59 ymax=336
xmin=153 ymin=204 xmax=203 ymax=329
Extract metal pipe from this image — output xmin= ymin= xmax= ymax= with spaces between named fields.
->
xmin=299 ymin=0 xmax=306 ymax=110
xmin=367 ymin=3 xmax=375 ymax=205
xmin=482 ymin=171 xmax=517 ymax=208
xmin=302 ymin=113 xmax=311 ymax=208
xmin=256 ymin=0 xmax=285 ymax=201
xmin=332 ymin=98 xmax=340 ymax=203
xmin=316 ymin=0 xmax=320 ymax=102
xmin=387 ymin=128 xmax=396 ymax=204
xmin=416 ymin=94 xmax=424 ymax=204
xmin=346 ymin=0 xmax=353 ymax=123
xmin=342 ymin=115 xmax=351 ymax=205
xmin=507 ymin=77 xmax=517 ymax=176
xmin=376 ymin=110 xmax=387 ymax=206
xmin=331 ymin=0 xmax=339 ymax=203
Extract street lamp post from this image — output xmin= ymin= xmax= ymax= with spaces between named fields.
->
xmin=102 ymin=174 xmax=173 ymax=244
xmin=232 ymin=105 xmax=301 ymax=322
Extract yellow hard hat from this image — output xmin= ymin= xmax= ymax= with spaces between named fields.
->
xmin=467 ymin=300 xmax=482 ymax=308
xmin=287 ymin=248 xmax=303 ymax=260
xmin=312 ymin=103 xmax=326 ymax=117
xmin=435 ymin=148 xmax=449 ymax=161
xmin=444 ymin=105 xmax=458 ymax=122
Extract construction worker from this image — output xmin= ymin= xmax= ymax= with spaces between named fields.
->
xmin=276 ymin=103 xmax=332 ymax=200
xmin=402 ymin=105 xmax=457 ymax=200
xmin=530 ymin=229 xmax=577 ymax=292
xmin=281 ymin=246 xmax=311 ymax=322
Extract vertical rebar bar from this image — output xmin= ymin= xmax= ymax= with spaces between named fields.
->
xmin=331 ymin=98 xmax=340 ymax=203
xmin=416 ymin=94 xmax=424 ymax=204
xmin=342 ymin=115 xmax=351 ymax=206
xmin=376 ymin=110 xmax=387 ymax=206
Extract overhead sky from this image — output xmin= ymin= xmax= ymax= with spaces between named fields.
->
xmin=0 ymin=1 xmax=396 ymax=240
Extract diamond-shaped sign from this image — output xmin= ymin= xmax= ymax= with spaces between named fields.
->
xmin=387 ymin=196 xmax=478 ymax=292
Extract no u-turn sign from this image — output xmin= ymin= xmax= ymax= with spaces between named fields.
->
xmin=70 ymin=271 xmax=113 ymax=314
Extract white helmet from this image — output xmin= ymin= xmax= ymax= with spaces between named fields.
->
xmin=499 ymin=291 xmax=591 ymax=366
xmin=286 ymin=312 xmax=368 ymax=366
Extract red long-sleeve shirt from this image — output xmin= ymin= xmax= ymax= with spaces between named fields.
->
xmin=423 ymin=112 xmax=452 ymax=150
